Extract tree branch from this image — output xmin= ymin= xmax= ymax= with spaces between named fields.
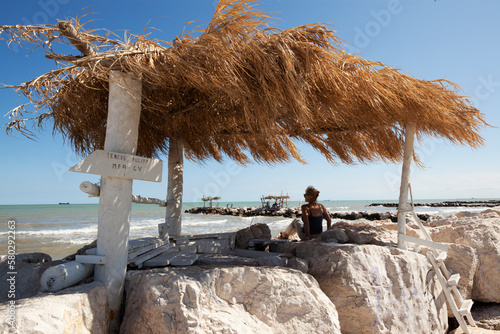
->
xmin=57 ymin=20 xmax=95 ymax=56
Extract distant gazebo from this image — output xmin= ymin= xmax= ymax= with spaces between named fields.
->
xmin=202 ymin=196 xmax=221 ymax=208
xmin=261 ymin=195 xmax=290 ymax=210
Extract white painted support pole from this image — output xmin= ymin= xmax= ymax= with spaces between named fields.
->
xmin=40 ymin=261 xmax=94 ymax=292
xmin=397 ymin=123 xmax=416 ymax=250
xmin=161 ymin=137 xmax=184 ymax=239
xmin=95 ymin=71 xmax=142 ymax=332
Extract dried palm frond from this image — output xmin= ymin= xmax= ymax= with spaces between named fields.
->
xmin=1 ymin=0 xmax=487 ymax=165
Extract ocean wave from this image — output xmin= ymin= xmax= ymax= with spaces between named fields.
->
xmin=59 ymin=236 xmax=96 ymax=245
xmin=0 ymin=226 xmax=97 ymax=237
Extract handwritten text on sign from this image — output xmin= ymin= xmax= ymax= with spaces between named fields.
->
xmin=69 ymin=150 xmax=163 ymax=182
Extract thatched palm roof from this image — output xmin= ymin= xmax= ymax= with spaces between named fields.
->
xmin=263 ymin=195 xmax=290 ymax=200
xmin=1 ymin=0 xmax=486 ymax=165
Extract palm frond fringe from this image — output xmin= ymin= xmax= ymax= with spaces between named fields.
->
xmin=1 ymin=0 xmax=487 ymax=165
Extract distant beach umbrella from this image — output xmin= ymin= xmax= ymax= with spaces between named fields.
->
xmin=1 ymin=0 xmax=486 ymax=164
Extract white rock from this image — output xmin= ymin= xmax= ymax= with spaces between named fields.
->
xmin=0 ymin=282 xmax=109 ymax=334
xmin=294 ymin=243 xmax=448 ymax=334
xmin=121 ymin=266 xmax=341 ymax=334
xmin=429 ymin=211 xmax=500 ymax=302
xmin=444 ymin=244 xmax=478 ymax=300
xmin=486 ymin=206 xmax=500 ymax=216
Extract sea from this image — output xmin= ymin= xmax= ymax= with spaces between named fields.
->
xmin=0 ymin=199 xmax=494 ymax=260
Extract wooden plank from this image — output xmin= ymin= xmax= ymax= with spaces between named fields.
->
xmin=427 ymin=251 xmax=474 ymax=333
xmin=69 ymin=149 xmax=163 ymax=182
xmin=448 ymin=273 xmax=460 ymax=286
xmin=436 ymin=251 xmax=448 ymax=262
xmin=232 ymin=249 xmax=280 ymax=258
xmin=128 ymin=237 xmax=166 ymax=260
xmin=170 ymin=232 xmax=236 ymax=241
xmin=128 ymin=237 xmax=165 ymax=251
xmin=143 ymin=250 xmax=181 ymax=267
xmin=129 ymin=245 xmax=173 ymax=268
xmin=170 ymin=252 xmax=198 ymax=266
xmin=400 ymin=234 xmax=448 ymax=252
xmin=75 ymin=255 xmax=106 ymax=264
xmin=459 ymin=300 xmax=473 ymax=314
xmin=128 ymin=244 xmax=156 ymax=260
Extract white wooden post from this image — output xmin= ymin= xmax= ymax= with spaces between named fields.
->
xmin=160 ymin=137 xmax=184 ymax=238
xmin=397 ymin=123 xmax=416 ymax=250
xmin=94 ymin=71 xmax=142 ymax=332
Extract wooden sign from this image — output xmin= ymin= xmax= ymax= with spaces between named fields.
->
xmin=69 ymin=150 xmax=163 ymax=182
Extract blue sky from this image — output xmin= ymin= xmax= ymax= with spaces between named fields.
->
xmin=1 ymin=0 xmax=499 ymax=205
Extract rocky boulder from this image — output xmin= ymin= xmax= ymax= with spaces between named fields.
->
xmin=294 ymin=243 xmax=448 ymax=334
xmin=451 ymin=326 xmax=500 ymax=334
xmin=0 ymin=252 xmax=56 ymax=302
xmin=121 ymin=266 xmax=341 ymax=334
xmin=471 ymin=303 xmax=500 ymax=331
xmin=320 ymin=228 xmax=349 ymax=243
xmin=443 ymin=243 xmax=478 ymax=301
xmin=328 ymin=221 xmax=403 ymax=247
xmin=416 ymin=243 xmax=478 ymax=316
xmin=427 ymin=210 xmax=500 ymax=302
xmin=235 ymin=223 xmax=271 ymax=249
xmin=0 ymin=282 xmax=108 ymax=334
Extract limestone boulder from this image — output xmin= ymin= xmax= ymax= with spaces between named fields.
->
xmin=0 ymin=252 xmax=57 ymax=302
xmin=0 ymin=282 xmax=108 ymax=334
xmin=121 ymin=266 xmax=341 ymax=334
xmin=444 ymin=244 xmax=478 ymax=300
xmin=451 ymin=326 xmax=500 ymax=334
xmin=235 ymin=223 xmax=271 ymax=249
xmin=471 ymin=303 xmax=500 ymax=331
xmin=294 ymin=243 xmax=448 ymax=334
xmin=256 ymin=255 xmax=287 ymax=267
xmin=331 ymin=221 xmax=401 ymax=247
xmin=428 ymin=211 xmax=500 ymax=302
xmin=418 ymin=243 xmax=478 ymax=316
xmin=285 ymin=257 xmax=309 ymax=273
xmin=321 ymin=228 xmax=349 ymax=243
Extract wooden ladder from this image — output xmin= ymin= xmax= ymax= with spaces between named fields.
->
xmin=399 ymin=184 xmax=476 ymax=334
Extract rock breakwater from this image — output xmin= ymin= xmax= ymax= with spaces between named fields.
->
xmin=368 ymin=200 xmax=500 ymax=208
xmin=185 ymin=206 xmax=430 ymax=221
